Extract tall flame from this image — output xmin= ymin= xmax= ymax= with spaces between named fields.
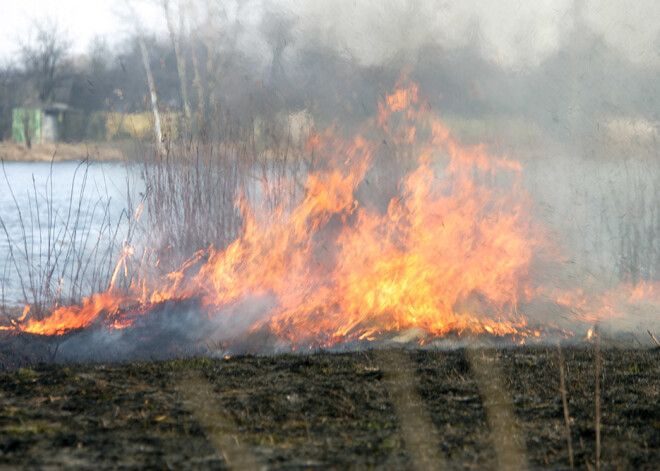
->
xmin=7 ymin=78 xmax=658 ymax=345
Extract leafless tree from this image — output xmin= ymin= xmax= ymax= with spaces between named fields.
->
xmin=19 ymin=19 xmax=71 ymax=105
xmin=163 ymin=0 xmax=191 ymax=118
xmin=118 ymin=0 xmax=165 ymax=153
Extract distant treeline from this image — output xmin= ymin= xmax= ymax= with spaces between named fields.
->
xmin=1 ymin=5 xmax=658 ymax=146
xmin=59 ymin=111 xmax=180 ymax=142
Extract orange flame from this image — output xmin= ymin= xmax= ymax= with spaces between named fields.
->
xmin=18 ymin=291 xmax=128 ymax=335
xmin=7 ymin=78 xmax=659 ymax=346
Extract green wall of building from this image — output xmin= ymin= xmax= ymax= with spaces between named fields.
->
xmin=12 ymin=108 xmax=42 ymax=143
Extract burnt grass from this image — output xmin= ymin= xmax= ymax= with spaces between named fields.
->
xmin=0 ymin=346 xmax=658 ymax=470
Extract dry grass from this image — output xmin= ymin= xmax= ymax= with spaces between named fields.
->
xmin=467 ymin=346 xmax=529 ymax=471
xmin=0 ymin=141 xmax=126 ymax=162
xmin=557 ymin=343 xmax=575 ymax=469
xmin=173 ymin=370 xmax=259 ymax=470
xmin=135 ymin=117 xmax=308 ymax=271
xmin=595 ymin=330 xmax=601 ymax=471
xmin=375 ymin=349 xmax=445 ymax=470
xmin=0 ymin=114 xmax=307 ymax=315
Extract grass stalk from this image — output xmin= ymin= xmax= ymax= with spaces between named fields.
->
xmin=595 ymin=326 xmax=601 ymax=471
xmin=557 ymin=343 xmax=574 ymax=469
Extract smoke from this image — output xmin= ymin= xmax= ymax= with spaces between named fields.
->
xmin=286 ymin=0 xmax=575 ymax=69
xmin=584 ymin=0 xmax=660 ymax=68
xmin=5 ymin=1 xmax=660 ymax=361
xmin=22 ymin=296 xmax=283 ymax=364
xmin=114 ymin=0 xmax=660 ymax=142
xmin=280 ymin=0 xmax=660 ymax=70
xmin=86 ymin=1 xmax=660 ymax=345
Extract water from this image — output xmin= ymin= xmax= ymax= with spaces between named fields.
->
xmin=0 ymin=161 xmax=138 ymax=305
xmin=0 ymin=156 xmax=301 ymax=308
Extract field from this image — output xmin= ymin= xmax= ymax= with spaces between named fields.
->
xmin=0 ymin=346 xmax=658 ymax=470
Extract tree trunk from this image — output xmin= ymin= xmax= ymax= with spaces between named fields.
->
xmin=187 ymin=0 xmax=206 ymax=134
xmin=138 ymin=36 xmax=164 ymax=154
xmin=163 ymin=0 xmax=191 ymax=119
xmin=203 ymin=0 xmax=218 ymax=111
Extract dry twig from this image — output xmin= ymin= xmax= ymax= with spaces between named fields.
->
xmin=647 ymin=330 xmax=660 ymax=349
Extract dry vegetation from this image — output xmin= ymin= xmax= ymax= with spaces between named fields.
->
xmin=0 ymin=112 xmax=307 ymax=318
xmin=0 ymin=141 xmax=128 ymax=163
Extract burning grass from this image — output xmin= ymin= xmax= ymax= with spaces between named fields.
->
xmin=1 ymin=79 xmax=660 ymax=471
xmin=0 ymin=78 xmax=582 ymax=343
xmin=4 ymin=78 xmax=660 ymax=355
xmin=0 ymin=347 xmax=659 ymax=469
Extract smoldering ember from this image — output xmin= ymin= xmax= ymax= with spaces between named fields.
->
xmin=1 ymin=0 xmax=660 ymax=469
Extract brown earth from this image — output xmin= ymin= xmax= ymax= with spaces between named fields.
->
xmin=0 ymin=141 xmax=139 ymax=162
xmin=0 ymin=346 xmax=658 ymax=470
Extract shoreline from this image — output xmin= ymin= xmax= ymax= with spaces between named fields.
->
xmin=0 ymin=141 xmax=141 ymax=163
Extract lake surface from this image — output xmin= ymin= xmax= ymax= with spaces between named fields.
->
xmin=0 ymin=161 xmax=139 ymax=305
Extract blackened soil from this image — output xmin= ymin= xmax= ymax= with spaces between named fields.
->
xmin=0 ymin=347 xmax=658 ymax=470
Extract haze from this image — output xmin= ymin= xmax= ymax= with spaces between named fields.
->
xmin=1 ymin=0 xmax=660 ymax=331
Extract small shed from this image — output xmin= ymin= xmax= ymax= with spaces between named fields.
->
xmin=12 ymin=104 xmax=69 ymax=145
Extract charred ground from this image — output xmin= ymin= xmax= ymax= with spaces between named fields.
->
xmin=0 ymin=346 xmax=658 ymax=470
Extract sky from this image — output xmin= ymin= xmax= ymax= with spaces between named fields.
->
xmin=0 ymin=0 xmax=166 ymax=63
xmin=1 ymin=0 xmax=660 ymax=70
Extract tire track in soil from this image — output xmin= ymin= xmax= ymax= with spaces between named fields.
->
xmin=376 ymin=348 xmax=447 ymax=470
xmin=380 ymin=347 xmax=530 ymax=470
xmin=467 ymin=346 xmax=529 ymax=471
xmin=173 ymin=370 xmax=262 ymax=470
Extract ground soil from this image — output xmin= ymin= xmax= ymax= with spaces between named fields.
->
xmin=0 ymin=140 xmax=139 ymax=162
xmin=0 ymin=346 xmax=658 ymax=470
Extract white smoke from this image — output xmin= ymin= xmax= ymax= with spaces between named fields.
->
xmin=265 ymin=0 xmax=660 ymax=71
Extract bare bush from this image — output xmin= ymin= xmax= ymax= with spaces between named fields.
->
xmin=0 ymin=159 xmax=135 ymax=319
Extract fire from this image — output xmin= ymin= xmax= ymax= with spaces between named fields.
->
xmin=18 ymin=305 xmax=30 ymax=323
xmin=17 ymin=291 xmax=128 ymax=335
xmin=5 ymin=77 xmax=660 ymax=346
xmin=551 ymin=279 xmax=660 ymax=325
xmin=171 ymin=77 xmax=540 ymax=344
